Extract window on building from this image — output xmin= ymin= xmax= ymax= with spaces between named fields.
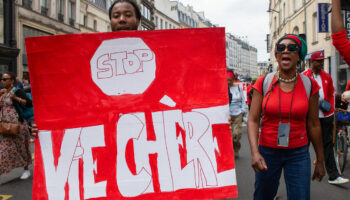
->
xmin=160 ymin=19 xmax=163 ymax=29
xmin=94 ymin=19 xmax=97 ymax=30
xmin=57 ymin=0 xmax=63 ymax=13
xmin=0 ymin=0 xmax=3 ymax=44
xmin=155 ymin=16 xmax=158 ymax=28
xmin=23 ymin=0 xmax=32 ymax=9
xmin=83 ymin=15 xmax=87 ymax=26
xmin=312 ymin=12 xmax=318 ymax=42
xmin=165 ymin=21 xmax=168 ymax=29
xmin=41 ymin=0 xmax=48 ymax=15
xmin=293 ymin=26 xmax=299 ymax=34
xmin=141 ymin=4 xmax=152 ymax=21
xmin=68 ymin=1 xmax=75 ymax=26
xmin=57 ymin=0 xmax=64 ymax=22
xmin=169 ymin=24 xmax=172 ymax=29
xmin=41 ymin=0 xmax=47 ymax=7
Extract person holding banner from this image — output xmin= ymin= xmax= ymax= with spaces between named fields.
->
xmin=248 ymin=34 xmax=325 ymax=200
xmin=228 ymin=71 xmax=246 ymax=158
xmin=331 ymin=0 xmax=350 ymax=66
xmin=0 ymin=72 xmax=32 ymax=179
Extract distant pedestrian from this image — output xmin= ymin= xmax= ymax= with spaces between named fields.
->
xmin=303 ymin=51 xmax=349 ymax=184
xmin=0 ymin=72 xmax=32 ymax=179
xmin=228 ymin=71 xmax=246 ymax=158
xmin=248 ymin=34 xmax=325 ymax=200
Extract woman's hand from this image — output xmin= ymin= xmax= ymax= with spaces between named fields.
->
xmin=31 ymin=123 xmax=38 ymax=137
xmin=312 ymin=160 xmax=325 ymax=181
xmin=251 ymin=151 xmax=268 ymax=172
xmin=0 ymin=88 xmax=7 ymax=96
xmin=9 ymin=90 xmax=16 ymax=100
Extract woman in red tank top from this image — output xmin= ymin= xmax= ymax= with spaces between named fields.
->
xmin=247 ymin=34 xmax=325 ymax=200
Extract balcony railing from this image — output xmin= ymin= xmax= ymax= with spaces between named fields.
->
xmin=41 ymin=6 xmax=48 ymax=16
xmin=69 ymin=18 xmax=75 ymax=26
xmin=23 ymin=0 xmax=32 ymax=9
xmin=58 ymin=13 xmax=64 ymax=22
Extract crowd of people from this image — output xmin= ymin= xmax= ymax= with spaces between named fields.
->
xmin=1 ymin=0 xmax=350 ymax=199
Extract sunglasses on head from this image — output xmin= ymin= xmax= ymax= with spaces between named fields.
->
xmin=276 ymin=44 xmax=300 ymax=53
xmin=0 ymin=78 xmax=11 ymax=81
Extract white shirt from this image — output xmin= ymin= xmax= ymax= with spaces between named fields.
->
xmin=229 ymin=85 xmax=245 ymax=116
xmin=313 ymin=74 xmax=325 ymax=118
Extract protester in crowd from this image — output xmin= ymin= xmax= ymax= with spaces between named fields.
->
xmin=228 ymin=71 xmax=246 ymax=158
xmin=247 ymin=78 xmax=256 ymax=111
xmin=109 ymin=0 xmax=141 ymax=32
xmin=0 ymin=72 xmax=33 ymax=180
xmin=303 ymin=51 xmax=349 ymax=184
xmin=332 ymin=0 xmax=350 ymax=66
xmin=248 ymin=34 xmax=325 ymax=199
xmin=15 ymin=77 xmax=24 ymax=89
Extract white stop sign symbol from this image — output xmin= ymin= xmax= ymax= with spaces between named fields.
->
xmin=90 ymin=38 xmax=156 ymax=96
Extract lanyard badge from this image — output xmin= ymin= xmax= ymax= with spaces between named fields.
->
xmin=277 ymin=122 xmax=290 ymax=147
xmin=276 ymin=77 xmax=297 ymax=147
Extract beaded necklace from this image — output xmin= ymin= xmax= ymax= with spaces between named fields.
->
xmin=278 ymin=71 xmax=297 ymax=83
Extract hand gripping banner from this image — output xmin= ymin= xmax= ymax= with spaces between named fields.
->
xmin=26 ymin=28 xmax=237 ymax=200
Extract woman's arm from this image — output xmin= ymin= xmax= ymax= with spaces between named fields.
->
xmin=307 ymin=92 xmax=326 ymax=181
xmin=12 ymin=89 xmax=32 ymax=107
xmin=247 ymin=89 xmax=267 ymax=172
xmin=332 ymin=0 xmax=344 ymax=33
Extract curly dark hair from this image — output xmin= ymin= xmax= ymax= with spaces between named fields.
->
xmin=109 ymin=0 xmax=141 ymax=20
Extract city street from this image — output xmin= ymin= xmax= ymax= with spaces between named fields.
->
xmin=0 ymin=122 xmax=349 ymax=200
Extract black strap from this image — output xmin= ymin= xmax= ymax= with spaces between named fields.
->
xmin=278 ymin=79 xmax=297 ymax=123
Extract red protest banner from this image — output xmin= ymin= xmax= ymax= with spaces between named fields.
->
xmin=26 ymin=28 xmax=237 ymax=200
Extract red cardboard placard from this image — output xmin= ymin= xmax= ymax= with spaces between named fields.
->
xmin=26 ymin=28 xmax=237 ymax=200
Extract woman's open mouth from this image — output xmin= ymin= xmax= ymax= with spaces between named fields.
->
xmin=281 ymin=57 xmax=292 ymax=65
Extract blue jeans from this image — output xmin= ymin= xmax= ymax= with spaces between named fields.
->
xmin=254 ymin=145 xmax=311 ymax=200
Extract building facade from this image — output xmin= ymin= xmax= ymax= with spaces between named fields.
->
xmin=15 ymin=0 xmax=81 ymax=78
xmin=175 ymin=2 xmax=199 ymax=28
xmin=153 ymin=0 xmax=180 ymax=30
xmin=257 ymin=61 xmax=270 ymax=76
xmin=0 ymin=0 xmax=19 ymax=75
xmin=268 ymin=0 xmax=348 ymax=91
xmin=80 ymin=0 xmax=112 ymax=33
xmin=139 ymin=0 xmax=155 ymax=30
xmin=10 ymin=0 xmax=256 ymax=83
xmin=226 ymin=33 xmax=258 ymax=78
xmin=249 ymin=47 xmax=258 ymax=78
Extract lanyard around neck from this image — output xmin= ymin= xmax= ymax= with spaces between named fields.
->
xmin=278 ymin=77 xmax=297 ymax=123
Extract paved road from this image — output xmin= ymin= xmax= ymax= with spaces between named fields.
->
xmin=1 ymin=124 xmax=349 ymax=200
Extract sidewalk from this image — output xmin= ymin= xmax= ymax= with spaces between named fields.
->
xmin=0 ymin=167 xmax=33 ymax=185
